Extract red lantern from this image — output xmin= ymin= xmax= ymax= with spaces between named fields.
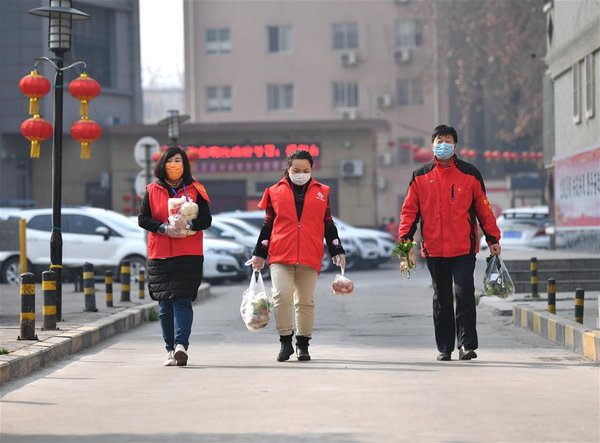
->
xmin=70 ymin=119 xmax=102 ymax=159
xmin=468 ymin=149 xmax=477 ymax=158
xmin=402 ymin=143 xmax=412 ymax=150
xmin=387 ymin=140 xmax=396 ymax=148
xmin=19 ymin=70 xmax=51 ymax=116
xmin=414 ymin=147 xmax=434 ymax=163
xmin=483 ymin=150 xmax=492 ymax=160
xmin=151 ymin=152 xmax=162 ymax=163
xmin=502 ymin=151 xmax=511 ymax=161
xmin=21 ymin=116 xmax=53 ymax=158
xmin=521 ymin=152 xmax=530 ymax=161
xmin=535 ymin=152 xmax=544 ymax=160
xmin=68 ymin=73 xmax=101 ymax=118
xmin=510 ymin=152 xmax=519 ymax=161
xmin=491 ymin=150 xmax=501 ymax=160
xmin=460 ymin=148 xmax=469 ymax=157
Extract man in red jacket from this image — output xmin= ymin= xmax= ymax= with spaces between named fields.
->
xmin=398 ymin=125 xmax=501 ymax=361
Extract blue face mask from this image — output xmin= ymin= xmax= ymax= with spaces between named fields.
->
xmin=433 ymin=142 xmax=455 ymax=160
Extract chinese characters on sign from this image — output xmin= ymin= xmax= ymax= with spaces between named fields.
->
xmin=185 ymin=142 xmax=321 ymax=174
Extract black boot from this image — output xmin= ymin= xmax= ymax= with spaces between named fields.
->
xmin=296 ymin=335 xmax=311 ymax=361
xmin=277 ymin=333 xmax=294 ymax=362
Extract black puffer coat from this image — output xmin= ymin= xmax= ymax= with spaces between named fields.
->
xmin=147 ymin=255 xmax=204 ymax=301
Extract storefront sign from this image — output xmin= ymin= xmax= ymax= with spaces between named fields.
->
xmin=188 ymin=142 xmax=321 ymax=174
xmin=555 ymin=146 xmax=600 ymax=228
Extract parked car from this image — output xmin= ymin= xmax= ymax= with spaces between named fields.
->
xmin=0 ymin=207 xmax=249 ymax=285
xmin=333 ymin=217 xmax=396 ymax=266
xmin=480 ymin=206 xmax=549 ymax=251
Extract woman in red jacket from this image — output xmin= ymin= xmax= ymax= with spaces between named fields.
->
xmin=248 ymin=150 xmax=346 ymax=362
xmin=138 ymin=147 xmax=212 ymax=367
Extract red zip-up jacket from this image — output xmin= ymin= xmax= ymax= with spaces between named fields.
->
xmin=258 ymin=178 xmax=330 ymax=272
xmin=398 ymin=157 xmax=500 ymax=257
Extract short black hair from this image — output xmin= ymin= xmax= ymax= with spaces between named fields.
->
xmin=154 ymin=146 xmax=194 ymax=184
xmin=283 ymin=150 xmax=313 ymax=177
xmin=431 ymin=124 xmax=458 ymax=143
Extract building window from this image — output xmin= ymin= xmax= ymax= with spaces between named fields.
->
xmin=206 ymin=28 xmax=231 ymax=54
xmin=332 ymin=22 xmax=358 ymax=50
xmin=397 ymin=78 xmax=423 ymax=106
xmin=395 ymin=20 xmax=422 ymax=48
xmin=584 ymin=54 xmax=595 ymax=119
xmin=573 ymin=62 xmax=581 ymax=123
xmin=267 ymin=26 xmax=292 ymax=53
xmin=332 ymin=82 xmax=359 ymax=108
xmin=206 ymin=85 xmax=232 ymax=113
xmin=267 ymin=84 xmax=294 ymax=111
xmin=71 ymin=6 xmax=115 ymax=88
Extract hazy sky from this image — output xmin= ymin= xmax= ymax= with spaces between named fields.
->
xmin=139 ymin=0 xmax=184 ymax=88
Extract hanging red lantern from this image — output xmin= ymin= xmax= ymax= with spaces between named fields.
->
xmin=460 ymin=148 xmax=469 ymax=157
xmin=68 ymin=73 xmax=101 ymax=118
xmin=535 ymin=152 xmax=544 ymax=160
xmin=510 ymin=152 xmax=519 ymax=161
xmin=19 ymin=70 xmax=51 ymax=116
xmin=491 ymin=150 xmax=501 ymax=160
xmin=468 ymin=149 xmax=477 ymax=158
xmin=21 ymin=116 xmax=53 ymax=158
xmin=402 ymin=143 xmax=412 ymax=151
xmin=521 ymin=152 xmax=530 ymax=161
xmin=502 ymin=151 xmax=511 ymax=161
xmin=483 ymin=150 xmax=492 ymax=160
xmin=151 ymin=152 xmax=162 ymax=163
xmin=70 ymin=119 xmax=102 ymax=159
xmin=414 ymin=147 xmax=434 ymax=163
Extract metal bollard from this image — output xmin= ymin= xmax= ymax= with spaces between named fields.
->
xmin=530 ymin=257 xmax=539 ymax=298
xmin=83 ymin=262 xmax=98 ymax=312
xmin=575 ymin=288 xmax=584 ymax=324
xmin=120 ymin=260 xmax=131 ymax=302
xmin=18 ymin=272 xmax=37 ymax=340
xmin=105 ymin=270 xmax=113 ymax=307
xmin=547 ymin=278 xmax=556 ymax=314
xmin=138 ymin=268 xmax=145 ymax=300
xmin=42 ymin=270 xmax=58 ymax=330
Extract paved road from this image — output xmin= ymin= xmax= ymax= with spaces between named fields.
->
xmin=1 ymin=266 xmax=598 ymax=443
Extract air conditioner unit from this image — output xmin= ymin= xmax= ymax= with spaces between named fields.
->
xmin=376 ymin=176 xmax=388 ymax=190
xmin=394 ymin=47 xmax=411 ymax=64
xmin=340 ymin=159 xmax=364 ymax=177
xmin=376 ymin=94 xmax=393 ymax=109
xmin=378 ymin=151 xmax=393 ymax=166
xmin=339 ymin=108 xmax=359 ymax=120
xmin=340 ymin=50 xmax=358 ymax=67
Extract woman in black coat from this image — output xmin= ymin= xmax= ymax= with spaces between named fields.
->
xmin=138 ymin=147 xmax=211 ymax=366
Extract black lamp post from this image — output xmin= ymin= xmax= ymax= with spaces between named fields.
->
xmin=157 ymin=110 xmax=190 ymax=147
xmin=29 ymin=0 xmax=90 ymax=320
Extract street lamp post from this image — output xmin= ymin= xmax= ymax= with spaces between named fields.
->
xmin=157 ymin=110 xmax=190 ymax=147
xmin=29 ymin=0 xmax=90 ymax=320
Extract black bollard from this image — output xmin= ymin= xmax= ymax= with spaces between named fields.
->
xmin=42 ymin=270 xmax=58 ymax=330
xmin=18 ymin=272 xmax=37 ymax=340
xmin=120 ymin=260 xmax=131 ymax=302
xmin=83 ymin=262 xmax=98 ymax=312
xmin=575 ymin=288 xmax=584 ymax=324
xmin=530 ymin=257 xmax=539 ymax=298
xmin=105 ymin=270 xmax=113 ymax=307
xmin=547 ymin=278 xmax=556 ymax=314
xmin=138 ymin=268 xmax=145 ymax=300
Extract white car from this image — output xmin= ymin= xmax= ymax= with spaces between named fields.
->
xmin=0 ymin=207 xmax=248 ymax=285
xmin=480 ymin=206 xmax=549 ymax=251
xmin=333 ymin=217 xmax=395 ymax=266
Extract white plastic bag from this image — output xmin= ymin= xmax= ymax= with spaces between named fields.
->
xmin=483 ymin=255 xmax=515 ymax=298
xmin=240 ymin=271 xmax=273 ymax=332
xmin=167 ymin=196 xmax=198 ymax=236
xmin=331 ymin=265 xmax=354 ymax=296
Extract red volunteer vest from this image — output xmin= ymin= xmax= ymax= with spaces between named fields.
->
xmin=146 ymin=181 xmax=205 ymax=259
xmin=258 ymin=178 xmax=329 ymax=272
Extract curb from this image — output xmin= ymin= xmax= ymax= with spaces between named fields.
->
xmin=513 ymin=304 xmax=600 ymax=361
xmin=0 ymin=283 xmax=210 ymax=385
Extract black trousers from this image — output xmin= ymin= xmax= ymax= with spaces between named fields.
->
xmin=426 ymin=254 xmax=477 ymax=353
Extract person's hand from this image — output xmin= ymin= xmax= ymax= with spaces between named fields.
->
xmin=332 ymin=253 xmax=346 ymax=268
xmin=245 ymin=256 xmax=265 ymax=271
xmin=161 ymin=224 xmax=186 ymax=238
xmin=490 ymin=243 xmax=501 ymax=256
xmin=170 ymin=214 xmax=188 ymax=231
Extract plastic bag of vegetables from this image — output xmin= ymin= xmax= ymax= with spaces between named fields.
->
xmin=483 ymin=255 xmax=515 ymax=298
xmin=240 ymin=271 xmax=273 ymax=332
xmin=331 ymin=265 xmax=354 ymax=296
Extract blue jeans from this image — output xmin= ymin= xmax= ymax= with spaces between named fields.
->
xmin=158 ymin=296 xmax=194 ymax=351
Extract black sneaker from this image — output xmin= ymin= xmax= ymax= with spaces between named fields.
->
xmin=458 ymin=346 xmax=477 ymax=360
xmin=437 ymin=352 xmax=451 ymax=361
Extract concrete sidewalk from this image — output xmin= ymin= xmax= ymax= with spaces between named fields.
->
xmin=0 ymin=281 xmax=210 ymax=384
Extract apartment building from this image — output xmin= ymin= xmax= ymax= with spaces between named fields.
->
xmin=543 ymin=0 xmax=600 ymax=251
xmin=183 ymin=0 xmax=450 ymax=224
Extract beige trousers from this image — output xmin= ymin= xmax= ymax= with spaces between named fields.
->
xmin=270 ymin=263 xmax=319 ymax=337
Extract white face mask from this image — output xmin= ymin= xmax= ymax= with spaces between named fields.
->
xmin=289 ymin=173 xmax=311 ymax=186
